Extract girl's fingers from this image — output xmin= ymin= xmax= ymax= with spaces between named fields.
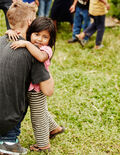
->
xmin=11 ymin=35 xmax=19 ymax=41
xmin=8 ymin=33 xmax=19 ymax=41
xmin=9 ymin=35 xmax=12 ymax=41
xmin=11 ymin=35 xmax=15 ymax=41
xmin=10 ymin=43 xmax=18 ymax=50
xmin=14 ymin=34 xmax=19 ymax=40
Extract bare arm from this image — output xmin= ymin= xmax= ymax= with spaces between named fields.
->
xmin=10 ymin=40 xmax=48 ymax=62
xmin=39 ymin=74 xmax=54 ymax=96
xmin=35 ymin=0 xmax=39 ymax=6
xmin=5 ymin=29 xmax=20 ymax=41
xmin=99 ymin=0 xmax=110 ymax=10
xmin=24 ymin=41 xmax=48 ymax=62
xmin=69 ymin=0 xmax=78 ymax=13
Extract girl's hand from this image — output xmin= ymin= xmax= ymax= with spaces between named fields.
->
xmin=5 ymin=30 xmax=19 ymax=41
xmin=10 ymin=40 xmax=27 ymax=50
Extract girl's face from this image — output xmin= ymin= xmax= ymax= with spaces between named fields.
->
xmin=31 ymin=30 xmax=50 ymax=48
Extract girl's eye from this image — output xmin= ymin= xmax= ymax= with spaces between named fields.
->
xmin=35 ymin=33 xmax=39 ymax=36
xmin=43 ymin=36 xmax=48 ymax=39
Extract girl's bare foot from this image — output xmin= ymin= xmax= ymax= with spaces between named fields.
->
xmin=30 ymin=143 xmax=50 ymax=151
xmin=50 ymin=126 xmax=65 ymax=139
xmin=50 ymin=126 xmax=63 ymax=135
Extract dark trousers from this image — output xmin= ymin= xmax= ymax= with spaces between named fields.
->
xmin=84 ymin=15 xmax=105 ymax=46
xmin=0 ymin=106 xmax=28 ymax=142
xmin=0 ymin=1 xmax=12 ymax=29
xmin=0 ymin=123 xmax=21 ymax=142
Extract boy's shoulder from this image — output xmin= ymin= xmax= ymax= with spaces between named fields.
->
xmin=0 ymin=35 xmax=9 ymax=46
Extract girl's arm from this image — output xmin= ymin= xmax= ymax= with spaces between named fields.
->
xmin=5 ymin=29 xmax=20 ymax=41
xmin=10 ymin=40 xmax=48 ymax=62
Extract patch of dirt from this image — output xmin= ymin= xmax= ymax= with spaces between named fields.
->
xmin=105 ymin=16 xmax=120 ymax=27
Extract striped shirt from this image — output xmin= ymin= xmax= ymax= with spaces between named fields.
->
xmin=89 ymin=0 xmax=108 ymax=16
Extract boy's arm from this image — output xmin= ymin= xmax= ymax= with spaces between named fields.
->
xmin=39 ymin=74 xmax=54 ymax=96
xmin=11 ymin=40 xmax=48 ymax=62
xmin=99 ymin=0 xmax=110 ymax=10
xmin=69 ymin=0 xmax=78 ymax=13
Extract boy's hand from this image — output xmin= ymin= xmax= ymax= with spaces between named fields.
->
xmin=106 ymin=3 xmax=110 ymax=10
xmin=69 ymin=4 xmax=76 ymax=13
xmin=10 ymin=40 xmax=27 ymax=50
xmin=5 ymin=30 xmax=19 ymax=41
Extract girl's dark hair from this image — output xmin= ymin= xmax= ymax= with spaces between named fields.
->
xmin=26 ymin=17 xmax=56 ymax=49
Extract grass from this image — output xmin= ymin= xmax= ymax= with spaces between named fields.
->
xmin=0 ymin=11 xmax=120 ymax=154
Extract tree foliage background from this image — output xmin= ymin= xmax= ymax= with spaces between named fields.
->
xmin=110 ymin=0 xmax=120 ymax=19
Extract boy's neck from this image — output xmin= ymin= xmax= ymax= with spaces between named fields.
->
xmin=15 ymin=29 xmax=27 ymax=40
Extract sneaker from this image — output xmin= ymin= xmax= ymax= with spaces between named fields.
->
xmin=68 ymin=38 xmax=78 ymax=43
xmin=0 ymin=142 xmax=28 ymax=155
xmin=94 ymin=45 xmax=104 ymax=49
xmin=80 ymin=39 xmax=88 ymax=47
xmin=75 ymin=35 xmax=85 ymax=47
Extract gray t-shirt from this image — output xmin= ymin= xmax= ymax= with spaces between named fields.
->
xmin=0 ymin=35 xmax=50 ymax=135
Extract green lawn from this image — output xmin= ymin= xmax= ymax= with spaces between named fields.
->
xmin=0 ymin=11 xmax=120 ymax=154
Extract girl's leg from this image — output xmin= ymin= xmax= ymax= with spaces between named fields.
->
xmin=84 ymin=17 xmax=96 ymax=38
xmin=95 ymin=15 xmax=105 ymax=46
xmin=76 ymin=16 xmax=96 ymax=40
xmin=47 ymin=111 xmax=58 ymax=132
xmin=82 ymin=9 xmax=90 ymax=40
xmin=27 ymin=91 xmax=49 ymax=148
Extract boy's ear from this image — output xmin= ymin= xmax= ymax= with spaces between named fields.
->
xmin=27 ymin=18 xmax=33 ymax=26
xmin=27 ymin=14 xmax=36 ymax=26
xmin=28 ymin=19 xmax=32 ymax=26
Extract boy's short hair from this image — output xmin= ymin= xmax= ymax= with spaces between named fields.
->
xmin=7 ymin=1 xmax=36 ymax=28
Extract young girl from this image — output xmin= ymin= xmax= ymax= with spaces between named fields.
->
xmin=8 ymin=17 xmax=65 ymax=152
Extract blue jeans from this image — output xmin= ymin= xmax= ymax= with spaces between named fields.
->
xmin=73 ymin=6 xmax=90 ymax=40
xmin=0 ymin=107 xmax=27 ymax=143
xmin=84 ymin=15 xmax=105 ymax=46
xmin=0 ymin=123 xmax=21 ymax=142
xmin=23 ymin=0 xmax=34 ymax=2
xmin=38 ymin=0 xmax=52 ymax=17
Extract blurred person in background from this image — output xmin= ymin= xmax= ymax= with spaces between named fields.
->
xmin=50 ymin=0 xmax=74 ymax=30
xmin=76 ymin=0 xmax=110 ymax=49
xmin=23 ymin=0 xmax=39 ymax=5
xmin=0 ymin=0 xmax=12 ymax=29
xmin=0 ymin=0 xmax=22 ymax=30
xmin=38 ymin=0 xmax=52 ymax=17
xmin=68 ymin=0 xmax=90 ymax=47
